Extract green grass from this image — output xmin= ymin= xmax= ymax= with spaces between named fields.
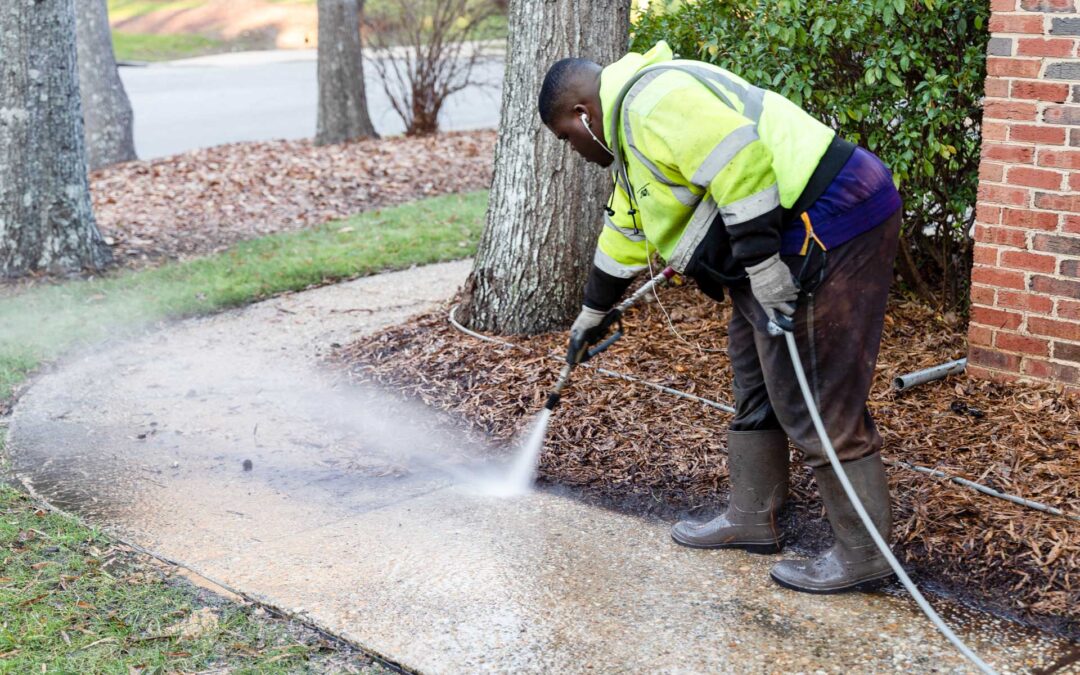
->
xmin=107 ymin=0 xmax=206 ymax=22
xmin=0 ymin=190 xmax=487 ymax=403
xmin=0 ymin=484 xmax=389 ymax=673
xmin=112 ymin=32 xmax=227 ymax=62
xmin=0 ymin=192 xmax=486 ymax=671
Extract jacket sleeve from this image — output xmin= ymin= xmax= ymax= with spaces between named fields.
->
xmin=584 ymin=182 xmax=650 ymax=311
xmin=643 ymin=86 xmax=782 ymax=266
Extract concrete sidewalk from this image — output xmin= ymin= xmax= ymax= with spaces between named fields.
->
xmin=8 ymin=261 xmax=1071 ymax=673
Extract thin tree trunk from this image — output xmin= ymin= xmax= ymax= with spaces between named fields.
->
xmin=316 ymin=0 xmax=378 ymax=145
xmin=75 ymin=0 xmax=137 ymax=170
xmin=460 ymin=0 xmax=631 ymax=334
xmin=0 ymin=0 xmax=111 ymax=277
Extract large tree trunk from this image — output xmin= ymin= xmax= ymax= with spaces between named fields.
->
xmin=316 ymin=0 xmax=378 ymax=145
xmin=459 ymin=0 xmax=630 ymax=334
xmin=75 ymin=0 xmax=137 ymax=170
xmin=0 ymin=0 xmax=111 ymax=277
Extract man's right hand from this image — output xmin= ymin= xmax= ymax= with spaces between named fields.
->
xmin=566 ymin=305 xmax=609 ymax=364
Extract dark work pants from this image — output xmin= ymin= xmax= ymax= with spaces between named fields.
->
xmin=726 ymin=210 xmax=902 ymax=467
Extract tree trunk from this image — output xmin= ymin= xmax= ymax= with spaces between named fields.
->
xmin=0 ymin=0 xmax=111 ymax=277
xmin=459 ymin=0 xmax=631 ymax=334
xmin=316 ymin=0 xmax=378 ymax=145
xmin=75 ymin=0 xmax=136 ymax=170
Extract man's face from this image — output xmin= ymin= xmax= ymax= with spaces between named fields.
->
xmin=547 ymin=106 xmax=613 ymax=168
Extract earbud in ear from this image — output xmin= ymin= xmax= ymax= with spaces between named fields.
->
xmin=580 ymin=113 xmax=590 ymax=127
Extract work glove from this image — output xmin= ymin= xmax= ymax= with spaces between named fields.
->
xmin=566 ymin=305 xmax=613 ymax=365
xmin=745 ymin=253 xmax=799 ymax=333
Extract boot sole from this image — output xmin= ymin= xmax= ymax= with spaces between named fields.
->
xmin=769 ymin=570 xmax=896 ymax=595
xmin=670 ymin=532 xmax=782 ymax=555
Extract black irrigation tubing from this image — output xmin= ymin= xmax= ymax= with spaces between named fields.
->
xmin=447 ymin=305 xmax=1080 ymax=524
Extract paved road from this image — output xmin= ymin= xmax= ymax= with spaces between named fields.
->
xmin=9 ymin=262 xmax=1072 ymax=674
xmin=120 ymin=49 xmax=503 ymax=159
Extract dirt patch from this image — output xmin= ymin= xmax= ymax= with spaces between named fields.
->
xmin=335 ymin=282 xmax=1079 ymax=637
xmin=112 ymin=0 xmax=318 ymax=50
xmin=87 ymin=131 xmax=494 ymax=270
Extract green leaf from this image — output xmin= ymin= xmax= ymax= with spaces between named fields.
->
xmin=886 ymin=70 xmax=903 ymax=87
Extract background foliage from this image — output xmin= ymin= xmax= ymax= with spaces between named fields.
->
xmin=632 ymin=0 xmax=990 ymax=311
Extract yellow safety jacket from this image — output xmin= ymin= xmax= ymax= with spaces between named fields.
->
xmin=593 ymin=41 xmax=838 ymax=281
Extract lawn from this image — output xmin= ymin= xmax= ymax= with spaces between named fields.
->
xmin=0 ymin=190 xmax=487 ymax=403
xmin=112 ymin=32 xmax=227 ymax=62
xmin=0 ymin=191 xmax=487 ymax=670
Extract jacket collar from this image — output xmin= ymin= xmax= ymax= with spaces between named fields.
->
xmin=599 ymin=41 xmax=674 ymax=151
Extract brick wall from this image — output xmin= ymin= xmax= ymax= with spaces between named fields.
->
xmin=970 ymin=0 xmax=1080 ymax=392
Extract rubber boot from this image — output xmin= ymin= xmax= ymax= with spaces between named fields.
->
xmin=770 ymin=452 xmax=894 ymax=594
xmin=670 ymin=429 xmax=789 ymax=554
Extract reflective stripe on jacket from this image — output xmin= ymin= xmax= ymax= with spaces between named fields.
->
xmin=594 ymin=41 xmax=836 ymax=276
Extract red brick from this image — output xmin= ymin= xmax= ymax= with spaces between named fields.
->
xmin=1065 ymin=215 xmax=1080 ymax=234
xmin=974 ymin=224 xmax=1029 ymax=247
xmin=970 ymin=305 xmax=1024 ymax=330
xmin=984 ymin=143 xmax=1035 ymax=163
xmin=991 ymin=0 xmax=1016 ymax=8
xmin=985 ymin=100 xmax=1040 ymax=121
xmin=973 ymin=266 xmax=1027 ymax=289
xmin=1032 ymin=274 xmax=1080 ymax=297
xmin=990 ymin=14 xmax=1046 ymax=34
xmin=1022 ymin=358 xmax=1080 ymax=384
xmin=997 ymin=289 xmax=1056 ymax=312
xmin=978 ymin=184 xmax=1031 ymax=207
xmin=1029 ymin=316 xmax=1080 ymax=340
xmin=1012 ymin=79 xmax=1071 ymax=102
xmin=1045 ymin=105 xmax=1080 ymax=125
xmin=1055 ymin=341 xmax=1080 ymax=363
xmin=980 ymin=162 xmax=1005 ymax=182
xmin=1017 ymin=38 xmax=1076 ymax=57
xmin=1038 ymin=148 xmax=1080 ymax=169
xmin=1070 ymin=172 xmax=1080 ymax=191
xmin=976 ymin=203 xmax=1003 ymax=225
xmin=1010 ymin=124 xmax=1068 ymax=144
xmin=970 ymin=284 xmax=997 ymax=305
xmin=1020 ymin=0 xmax=1075 ymax=10
xmin=973 ymin=245 xmax=1000 ymax=266
xmin=969 ymin=324 xmax=995 ymax=347
xmin=1059 ymin=298 xmax=1080 ymax=320
xmin=1002 ymin=208 xmax=1060 ymax=230
xmin=1063 ymin=259 xmax=1080 ymax=277
xmin=996 ymin=331 xmax=1050 ymax=355
xmin=967 ymin=363 xmax=1021 ymax=383
xmin=1034 ymin=191 xmax=1080 ymax=212
xmin=970 ymin=346 xmax=1022 ymax=372
xmin=984 ymin=121 xmax=1008 ymax=141
xmin=1000 ymin=250 xmax=1059 ymax=274
xmin=985 ymin=77 xmax=1011 ymax=98
xmin=1007 ymin=166 xmax=1065 ymax=189
xmin=1034 ymin=232 xmax=1080 ymax=255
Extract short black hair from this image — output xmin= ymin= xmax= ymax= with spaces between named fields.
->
xmin=538 ymin=57 xmax=597 ymax=126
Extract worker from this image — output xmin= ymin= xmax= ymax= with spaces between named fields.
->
xmin=538 ymin=41 xmax=903 ymax=594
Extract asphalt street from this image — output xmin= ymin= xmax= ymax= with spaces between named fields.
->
xmin=119 ymin=49 xmax=504 ymax=159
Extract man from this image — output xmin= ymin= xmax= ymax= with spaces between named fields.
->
xmin=538 ymin=41 xmax=903 ymax=594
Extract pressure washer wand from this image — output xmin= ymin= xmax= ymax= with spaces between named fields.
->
xmin=544 ymin=266 xmax=677 ymax=412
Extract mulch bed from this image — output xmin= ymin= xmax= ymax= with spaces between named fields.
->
xmin=88 ymin=131 xmax=495 ymax=269
xmin=336 ymin=282 xmax=1079 ymax=637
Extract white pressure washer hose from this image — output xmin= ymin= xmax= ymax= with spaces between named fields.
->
xmin=768 ymin=322 xmax=998 ymax=675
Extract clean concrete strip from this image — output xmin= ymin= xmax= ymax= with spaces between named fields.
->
xmin=8 ymin=260 xmax=1069 ymax=673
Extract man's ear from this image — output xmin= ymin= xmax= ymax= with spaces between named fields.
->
xmin=572 ymin=103 xmax=590 ymax=123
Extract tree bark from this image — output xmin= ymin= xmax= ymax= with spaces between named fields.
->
xmin=459 ymin=0 xmax=630 ymax=334
xmin=75 ymin=0 xmax=137 ymax=170
xmin=0 ymin=0 xmax=111 ymax=277
xmin=316 ymin=0 xmax=378 ymax=145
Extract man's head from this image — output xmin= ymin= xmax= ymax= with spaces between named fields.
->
xmin=538 ymin=57 xmax=612 ymax=167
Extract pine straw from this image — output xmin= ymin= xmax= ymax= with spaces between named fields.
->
xmin=334 ymin=283 xmax=1079 ymax=636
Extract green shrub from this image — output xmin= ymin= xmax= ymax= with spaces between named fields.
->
xmin=632 ymin=0 xmax=989 ymax=310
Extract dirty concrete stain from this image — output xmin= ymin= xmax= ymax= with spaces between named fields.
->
xmin=8 ymin=260 xmax=1074 ymax=674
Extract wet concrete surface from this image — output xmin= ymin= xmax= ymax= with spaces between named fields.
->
xmin=8 ymin=261 xmax=1077 ymax=673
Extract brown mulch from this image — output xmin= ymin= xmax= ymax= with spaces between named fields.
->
xmin=88 ymin=131 xmax=495 ymax=269
xmin=336 ymin=282 xmax=1079 ymax=636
